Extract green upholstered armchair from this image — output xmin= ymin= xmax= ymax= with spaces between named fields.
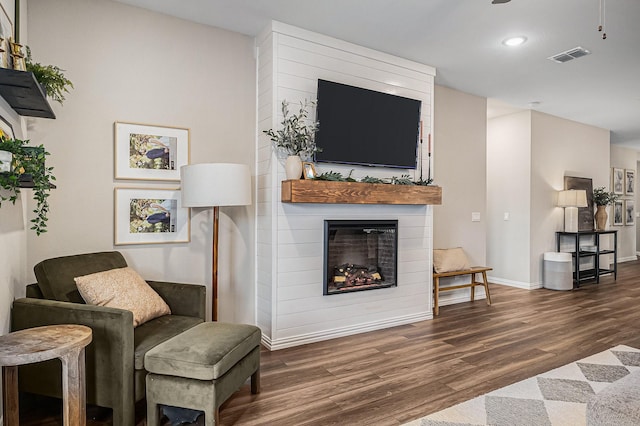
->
xmin=11 ymin=251 xmax=206 ymax=426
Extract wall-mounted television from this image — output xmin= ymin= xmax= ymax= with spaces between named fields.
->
xmin=314 ymin=79 xmax=422 ymax=169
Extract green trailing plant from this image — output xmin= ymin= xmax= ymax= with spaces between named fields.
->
xmin=592 ymin=187 xmax=618 ymax=206
xmin=314 ymin=170 xmax=433 ymax=186
xmin=0 ymin=136 xmax=56 ymax=235
xmin=25 ymin=46 xmax=74 ymax=105
xmin=263 ymin=99 xmax=320 ymax=160
xmin=315 ymin=171 xmax=345 ymax=181
xmin=360 ymin=175 xmax=386 ymax=184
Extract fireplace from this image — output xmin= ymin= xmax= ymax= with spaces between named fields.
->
xmin=323 ymin=220 xmax=398 ymax=295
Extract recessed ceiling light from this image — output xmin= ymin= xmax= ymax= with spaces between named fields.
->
xmin=502 ymin=36 xmax=527 ymax=47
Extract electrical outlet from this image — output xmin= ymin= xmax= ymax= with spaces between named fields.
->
xmin=504 ymin=212 xmax=510 ymax=221
xmin=472 ymin=212 xmax=481 ymax=222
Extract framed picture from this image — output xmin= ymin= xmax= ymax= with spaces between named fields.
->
xmin=302 ymin=162 xmax=317 ymax=179
xmin=564 ymin=176 xmax=594 ymax=231
xmin=114 ymin=122 xmax=189 ymax=181
xmin=114 ymin=187 xmax=190 ymax=245
xmin=625 ymin=169 xmax=635 ymax=195
xmin=625 ymin=200 xmax=635 ymax=226
xmin=0 ymin=3 xmax=13 ymax=69
xmin=613 ymin=200 xmax=623 ymax=226
xmin=0 ymin=113 xmax=14 ymax=139
xmin=612 ymin=168 xmax=624 ymax=195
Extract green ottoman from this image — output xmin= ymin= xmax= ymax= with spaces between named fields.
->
xmin=145 ymin=322 xmax=261 ymax=426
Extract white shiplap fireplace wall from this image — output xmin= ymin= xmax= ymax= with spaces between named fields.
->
xmin=256 ymin=22 xmax=436 ymax=350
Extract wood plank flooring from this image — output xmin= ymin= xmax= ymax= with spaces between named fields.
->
xmin=21 ymin=260 xmax=640 ymax=425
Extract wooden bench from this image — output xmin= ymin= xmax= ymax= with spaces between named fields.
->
xmin=433 ymin=266 xmax=493 ymax=316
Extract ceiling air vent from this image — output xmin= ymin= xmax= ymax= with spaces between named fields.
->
xmin=547 ymin=46 xmax=591 ymax=63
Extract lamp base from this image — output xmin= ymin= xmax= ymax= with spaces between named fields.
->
xmin=564 ymin=206 xmax=579 ymax=232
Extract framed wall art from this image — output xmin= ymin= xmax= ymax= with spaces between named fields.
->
xmin=0 ymin=2 xmax=13 ymax=69
xmin=612 ymin=168 xmax=624 ymax=195
xmin=564 ymin=176 xmax=594 ymax=231
xmin=625 ymin=200 xmax=635 ymax=226
xmin=114 ymin=187 xmax=190 ymax=245
xmin=613 ymin=200 xmax=623 ymax=226
xmin=625 ymin=169 xmax=635 ymax=195
xmin=114 ymin=122 xmax=189 ymax=181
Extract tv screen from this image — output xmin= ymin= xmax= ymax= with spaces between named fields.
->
xmin=314 ymin=79 xmax=422 ymax=169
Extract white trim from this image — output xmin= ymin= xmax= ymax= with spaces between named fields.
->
xmin=618 ymin=255 xmax=638 ymax=263
xmin=262 ymin=312 xmax=432 ymax=351
xmin=487 ymin=276 xmax=541 ymax=289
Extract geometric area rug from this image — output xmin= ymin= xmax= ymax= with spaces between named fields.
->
xmin=402 ymin=345 xmax=640 ymax=426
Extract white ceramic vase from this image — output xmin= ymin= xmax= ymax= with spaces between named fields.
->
xmin=285 ymin=155 xmax=303 ymax=180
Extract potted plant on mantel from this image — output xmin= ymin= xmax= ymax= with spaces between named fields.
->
xmin=263 ymin=99 xmax=320 ymax=180
xmin=592 ymin=187 xmax=618 ymax=230
xmin=0 ymin=136 xmax=56 ymax=235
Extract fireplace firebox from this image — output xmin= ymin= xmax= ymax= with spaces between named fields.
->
xmin=323 ymin=220 xmax=398 ymax=295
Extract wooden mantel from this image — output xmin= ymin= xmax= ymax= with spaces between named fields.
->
xmin=281 ymin=179 xmax=442 ymax=205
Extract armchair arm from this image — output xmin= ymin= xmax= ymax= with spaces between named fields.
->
xmin=147 ymin=281 xmax=206 ymax=320
xmin=11 ymin=298 xmax=135 ymax=413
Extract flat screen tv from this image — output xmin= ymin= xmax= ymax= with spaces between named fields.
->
xmin=314 ymin=79 xmax=422 ymax=169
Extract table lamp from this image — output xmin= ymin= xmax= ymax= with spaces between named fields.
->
xmin=181 ymin=163 xmax=251 ymax=321
xmin=557 ymin=189 xmax=587 ymax=232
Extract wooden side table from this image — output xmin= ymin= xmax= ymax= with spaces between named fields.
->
xmin=0 ymin=324 xmax=92 ymax=426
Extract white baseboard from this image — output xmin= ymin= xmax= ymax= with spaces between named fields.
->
xmin=261 ymin=311 xmax=432 ymax=351
xmin=487 ymin=276 xmax=541 ymax=289
xmin=619 ymin=255 xmax=638 ymax=263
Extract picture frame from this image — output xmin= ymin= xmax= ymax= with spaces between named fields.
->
xmin=114 ymin=187 xmax=190 ymax=245
xmin=613 ymin=200 xmax=623 ymax=226
xmin=612 ymin=168 xmax=624 ymax=195
xmin=0 ymin=113 xmax=14 ymax=139
xmin=625 ymin=200 xmax=635 ymax=226
xmin=302 ymin=162 xmax=317 ymax=179
xmin=114 ymin=122 xmax=190 ymax=181
xmin=0 ymin=2 xmax=13 ymax=69
xmin=564 ymin=176 xmax=594 ymax=231
xmin=625 ymin=169 xmax=635 ymax=195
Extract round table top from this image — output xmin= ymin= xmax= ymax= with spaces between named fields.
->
xmin=0 ymin=324 xmax=92 ymax=366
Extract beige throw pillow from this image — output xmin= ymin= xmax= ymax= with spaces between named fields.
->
xmin=433 ymin=247 xmax=471 ymax=273
xmin=74 ymin=267 xmax=171 ymax=327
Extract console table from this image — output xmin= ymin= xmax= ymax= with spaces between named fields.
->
xmin=556 ymin=230 xmax=617 ymax=287
xmin=0 ymin=324 xmax=92 ymax=426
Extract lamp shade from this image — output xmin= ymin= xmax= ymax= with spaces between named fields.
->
xmin=557 ymin=189 xmax=587 ymax=208
xmin=181 ymin=163 xmax=251 ymax=207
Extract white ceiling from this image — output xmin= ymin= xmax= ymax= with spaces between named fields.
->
xmin=114 ymin=0 xmax=640 ymax=148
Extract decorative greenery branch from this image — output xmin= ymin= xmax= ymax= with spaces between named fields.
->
xmin=592 ymin=187 xmax=618 ymax=206
xmin=25 ymin=47 xmax=74 ymax=105
xmin=314 ymin=170 xmax=434 ymax=186
xmin=263 ymin=99 xmax=320 ymax=160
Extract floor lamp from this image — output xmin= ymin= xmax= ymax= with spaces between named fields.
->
xmin=181 ymin=163 xmax=251 ymax=321
xmin=557 ymin=189 xmax=587 ymax=232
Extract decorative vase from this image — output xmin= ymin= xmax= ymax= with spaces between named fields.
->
xmin=595 ymin=205 xmax=608 ymax=230
xmin=285 ymin=155 xmax=303 ymax=180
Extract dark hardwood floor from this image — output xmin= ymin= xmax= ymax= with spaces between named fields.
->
xmin=21 ymin=260 xmax=640 ymax=425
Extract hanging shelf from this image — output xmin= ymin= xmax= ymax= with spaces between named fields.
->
xmin=0 ymin=68 xmax=55 ymax=119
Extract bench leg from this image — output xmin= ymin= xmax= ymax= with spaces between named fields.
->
xmin=433 ymin=276 xmax=440 ymax=316
xmin=470 ymin=273 xmax=476 ymax=302
xmin=482 ymin=271 xmax=492 ymax=305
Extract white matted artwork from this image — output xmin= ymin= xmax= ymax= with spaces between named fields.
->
xmin=612 ymin=168 xmax=624 ymax=195
xmin=625 ymin=169 xmax=635 ymax=195
xmin=613 ymin=200 xmax=623 ymax=226
xmin=0 ymin=3 xmax=13 ymax=69
xmin=114 ymin=122 xmax=189 ymax=181
xmin=625 ymin=200 xmax=635 ymax=226
xmin=114 ymin=187 xmax=190 ymax=245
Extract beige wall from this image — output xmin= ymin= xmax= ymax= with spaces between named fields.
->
xmin=24 ymin=0 xmax=256 ymax=323
xmin=487 ymin=110 xmax=611 ymax=288
xmin=610 ymin=144 xmax=637 ymax=260
xmin=433 ymin=85 xmax=487 ymax=303
xmin=487 ymin=111 xmax=532 ymax=285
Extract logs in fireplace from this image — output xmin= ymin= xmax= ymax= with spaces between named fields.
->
xmin=324 ymin=220 xmax=398 ymax=295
